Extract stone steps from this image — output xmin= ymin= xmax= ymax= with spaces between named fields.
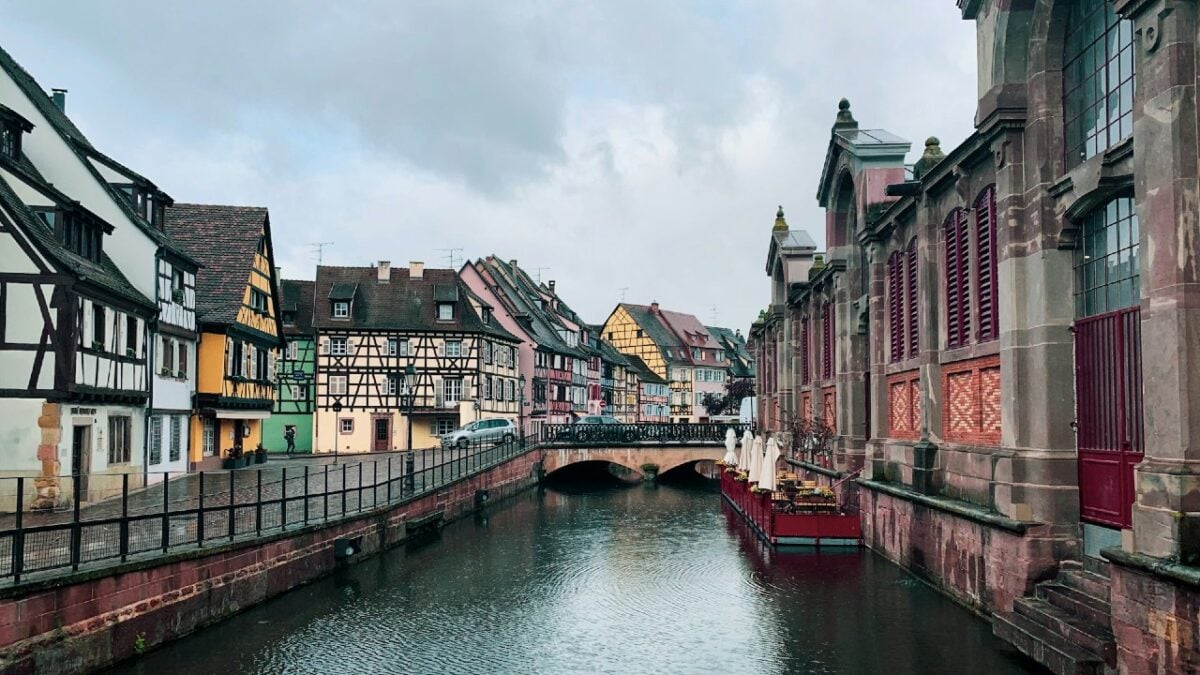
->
xmin=992 ymin=561 xmax=1116 ymax=675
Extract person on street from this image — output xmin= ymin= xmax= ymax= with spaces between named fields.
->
xmin=284 ymin=426 xmax=296 ymax=454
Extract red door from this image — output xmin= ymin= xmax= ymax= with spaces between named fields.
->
xmin=373 ymin=417 xmax=391 ymax=452
xmin=1075 ymin=307 xmax=1144 ymax=528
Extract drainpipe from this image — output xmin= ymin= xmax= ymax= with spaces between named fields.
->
xmin=144 ymin=308 xmax=155 ymax=487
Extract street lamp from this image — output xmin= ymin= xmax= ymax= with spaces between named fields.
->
xmin=404 ymin=363 xmax=417 ymax=451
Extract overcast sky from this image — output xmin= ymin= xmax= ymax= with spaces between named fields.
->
xmin=3 ymin=1 xmax=976 ymax=332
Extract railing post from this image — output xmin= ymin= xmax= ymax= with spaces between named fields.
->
xmin=323 ymin=465 xmax=329 ymax=521
xmin=256 ymin=468 xmax=263 ymax=536
xmin=357 ymin=462 xmax=363 ymax=513
xmin=197 ymin=471 xmax=206 ymax=547
xmin=405 ymin=451 xmax=415 ymax=495
xmin=228 ymin=470 xmax=236 ymax=540
xmin=68 ymin=474 xmax=83 ymax=571
xmin=281 ymin=466 xmax=288 ymax=528
xmin=341 ymin=463 xmax=347 ymax=516
xmin=303 ymin=465 xmax=310 ymax=525
xmin=387 ymin=456 xmax=393 ymax=503
xmin=160 ymin=471 xmax=170 ymax=554
xmin=118 ymin=474 xmax=129 ymax=561
xmin=372 ymin=460 xmax=378 ymax=509
xmin=13 ymin=477 xmax=24 ymax=583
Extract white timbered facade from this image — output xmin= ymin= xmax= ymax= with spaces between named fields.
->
xmin=313 ymin=262 xmax=521 ymax=452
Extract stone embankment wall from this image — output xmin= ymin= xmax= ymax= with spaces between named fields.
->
xmin=0 ymin=451 xmax=541 ymax=674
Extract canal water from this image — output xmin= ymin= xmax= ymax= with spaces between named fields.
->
xmin=114 ymin=472 xmax=1036 ymax=674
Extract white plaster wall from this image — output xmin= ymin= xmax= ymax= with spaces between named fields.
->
xmin=0 ymin=70 xmax=157 ymax=294
xmin=145 ymin=412 xmax=189 ymax=475
xmin=0 ymin=398 xmax=46 ymax=473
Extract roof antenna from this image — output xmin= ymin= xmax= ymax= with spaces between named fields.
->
xmin=619 ymin=287 xmax=629 ymax=302
xmin=532 ymin=267 xmax=550 ymax=283
xmin=309 ymin=241 xmax=334 ymax=265
xmin=436 ymin=247 xmax=463 ymax=269
xmin=710 ymin=305 xmax=719 ymax=324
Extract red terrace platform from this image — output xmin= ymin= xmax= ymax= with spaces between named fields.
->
xmin=719 ymin=470 xmax=861 ymax=547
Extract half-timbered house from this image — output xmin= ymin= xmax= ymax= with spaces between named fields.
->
xmin=164 ymin=204 xmax=283 ymax=470
xmin=461 ymin=257 xmax=589 ymax=434
xmin=313 ymin=262 xmax=521 ymax=452
xmin=263 ymin=278 xmax=315 ymax=454
xmin=0 ymin=45 xmax=201 ymax=501
xmin=0 ymin=147 xmax=155 ymax=509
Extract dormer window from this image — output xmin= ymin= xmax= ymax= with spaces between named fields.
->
xmin=482 ymin=308 xmax=491 ymax=325
xmin=42 ymin=209 xmax=103 ymax=263
xmin=115 ymin=184 xmax=169 ymax=229
xmin=250 ymin=289 xmax=269 ymax=315
xmin=333 ymin=301 xmax=350 ymax=319
xmin=437 ymin=302 xmax=454 ymax=321
xmin=282 ymin=310 xmax=296 ymax=326
xmin=0 ymin=108 xmax=31 ymax=161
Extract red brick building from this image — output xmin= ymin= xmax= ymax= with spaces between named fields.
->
xmin=750 ymin=1 xmax=1200 ymax=672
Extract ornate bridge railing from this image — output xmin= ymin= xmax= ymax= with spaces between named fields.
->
xmin=539 ymin=422 xmax=752 ymax=446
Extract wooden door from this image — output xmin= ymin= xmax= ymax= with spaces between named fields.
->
xmin=1075 ymin=307 xmax=1144 ymax=528
xmin=373 ymin=417 xmax=391 ymax=452
xmin=71 ymin=425 xmax=90 ymax=502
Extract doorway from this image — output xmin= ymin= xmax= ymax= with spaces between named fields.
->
xmin=373 ymin=417 xmax=391 ymax=452
xmin=71 ymin=425 xmax=90 ymax=502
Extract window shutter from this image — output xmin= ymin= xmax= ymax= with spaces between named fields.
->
xmin=321 ymin=337 xmax=330 ymax=355
xmin=906 ymin=238 xmax=919 ymax=358
xmin=822 ymin=301 xmax=833 ymax=380
xmin=225 ymin=340 xmax=234 ymax=376
xmin=975 ymin=187 xmax=999 ymax=342
xmin=888 ymin=252 xmax=902 ymax=362
xmin=347 ymin=339 xmax=356 ymax=355
xmin=945 ymin=210 xmax=968 ymax=349
xmin=430 ymin=420 xmax=437 ymax=435
xmin=800 ymin=317 xmax=810 ymax=384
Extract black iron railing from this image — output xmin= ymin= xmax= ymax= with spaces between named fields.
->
xmin=0 ymin=434 xmax=538 ymax=585
xmin=539 ymin=422 xmax=752 ymax=445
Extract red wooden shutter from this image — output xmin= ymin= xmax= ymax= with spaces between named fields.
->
xmin=888 ymin=252 xmax=900 ymax=362
xmin=975 ymin=186 xmax=999 ymax=342
xmin=945 ymin=209 xmax=971 ymax=349
xmin=822 ymin=301 xmax=833 ymax=380
xmin=906 ymin=238 xmax=919 ymax=358
xmin=800 ymin=316 xmax=810 ymax=384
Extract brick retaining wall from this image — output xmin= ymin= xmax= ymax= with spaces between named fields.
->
xmin=0 ymin=451 xmax=541 ymax=674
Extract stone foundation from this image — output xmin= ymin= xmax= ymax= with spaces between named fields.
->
xmin=0 ymin=450 xmax=541 ymax=674
xmin=859 ymin=481 xmax=1074 ymax=615
xmin=1106 ymin=550 xmax=1200 ymax=675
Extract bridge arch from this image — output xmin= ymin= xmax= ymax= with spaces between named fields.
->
xmin=540 ymin=445 xmax=723 ymax=480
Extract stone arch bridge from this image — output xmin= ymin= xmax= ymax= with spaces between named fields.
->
xmin=535 ymin=423 xmax=751 ymax=480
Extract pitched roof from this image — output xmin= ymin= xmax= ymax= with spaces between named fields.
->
xmin=474 ymin=256 xmax=586 ymax=356
xmin=163 ymin=203 xmax=270 ymax=326
xmin=706 ymin=325 xmax=756 ymax=378
xmin=618 ymin=303 xmax=689 ymax=364
xmin=312 ymin=265 xmax=518 ymax=341
xmin=623 ymin=354 xmax=666 ymax=384
xmin=657 ymin=308 xmax=719 ymax=351
xmin=0 ymin=45 xmax=197 ymax=268
xmin=0 ymin=173 xmax=152 ymax=311
xmin=280 ymin=279 xmax=315 ymax=337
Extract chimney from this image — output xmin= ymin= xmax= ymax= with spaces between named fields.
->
xmin=548 ymin=280 xmax=556 ymax=293
xmin=409 ymin=261 xmax=424 ymax=279
xmin=650 ymin=302 xmax=660 ymax=314
xmin=51 ymin=88 xmax=67 ymax=113
xmin=377 ymin=260 xmax=390 ymax=283
xmin=509 ymin=259 xmax=518 ymax=267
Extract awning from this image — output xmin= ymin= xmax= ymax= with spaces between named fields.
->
xmin=214 ymin=410 xmax=271 ymax=420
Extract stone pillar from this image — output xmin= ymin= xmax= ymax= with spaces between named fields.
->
xmin=865 ymin=239 xmax=890 ymax=481
xmin=33 ymin=401 xmax=62 ymax=510
xmin=1117 ymin=0 xmax=1200 ymax=562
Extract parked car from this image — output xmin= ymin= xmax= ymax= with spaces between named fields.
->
xmin=558 ymin=415 xmax=636 ymax=443
xmin=441 ymin=418 xmax=517 ymax=449
xmin=574 ymin=415 xmax=623 ymax=425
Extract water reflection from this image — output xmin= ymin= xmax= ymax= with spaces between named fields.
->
xmin=113 ymin=477 xmax=1034 ymax=675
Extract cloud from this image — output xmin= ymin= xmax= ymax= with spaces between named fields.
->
xmin=1 ymin=0 xmax=978 ymax=331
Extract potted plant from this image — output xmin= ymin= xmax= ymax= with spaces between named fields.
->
xmin=160 ymin=366 xmax=172 ymax=377
xmin=254 ymin=443 xmax=267 ymax=464
xmin=125 ymin=347 xmax=136 ymax=358
xmin=91 ymin=340 xmax=104 ymax=351
xmin=221 ymin=445 xmax=245 ymax=470
xmin=171 ymin=288 xmax=185 ymax=303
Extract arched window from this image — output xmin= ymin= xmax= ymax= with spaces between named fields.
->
xmin=1074 ymin=196 xmax=1140 ymax=317
xmin=887 ymin=251 xmax=903 ymax=362
xmin=974 ymin=186 xmax=999 ymax=342
xmin=944 ymin=209 xmax=970 ymax=349
xmin=1064 ymin=0 xmax=1134 ymax=168
xmin=906 ymin=238 xmax=919 ymax=357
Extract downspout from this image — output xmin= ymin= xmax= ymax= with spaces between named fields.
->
xmin=144 ymin=298 xmax=156 ymax=487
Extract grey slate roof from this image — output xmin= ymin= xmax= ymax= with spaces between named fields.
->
xmin=163 ymin=203 xmax=271 ymax=327
xmin=0 ymin=45 xmax=198 ymax=269
xmin=623 ymin=354 xmax=667 ymax=385
xmin=280 ymin=279 xmax=315 ymax=338
xmin=0 ymin=172 xmax=152 ymax=311
xmin=618 ymin=303 xmax=692 ymax=364
xmin=312 ymin=265 xmax=519 ymax=341
xmin=475 ymin=257 xmax=586 ymax=357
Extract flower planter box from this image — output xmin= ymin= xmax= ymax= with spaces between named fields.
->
xmin=221 ymin=456 xmax=250 ymax=470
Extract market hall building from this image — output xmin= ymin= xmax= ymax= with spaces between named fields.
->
xmin=749 ymin=1 xmax=1200 ymax=672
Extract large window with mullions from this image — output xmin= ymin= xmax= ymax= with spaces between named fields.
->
xmin=1063 ymin=0 xmax=1135 ymax=169
xmin=1074 ymin=196 xmax=1140 ymax=318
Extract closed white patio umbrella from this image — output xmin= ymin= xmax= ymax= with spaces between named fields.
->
xmin=738 ymin=430 xmax=753 ymax=470
xmin=722 ymin=428 xmax=739 ymax=465
xmin=748 ymin=435 xmax=765 ymax=487
xmin=758 ymin=437 xmax=783 ymax=493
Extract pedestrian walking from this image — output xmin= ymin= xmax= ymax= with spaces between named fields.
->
xmin=285 ymin=426 xmax=296 ymax=454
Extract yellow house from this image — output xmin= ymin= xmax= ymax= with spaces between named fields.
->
xmin=165 ymin=204 xmax=283 ymax=469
